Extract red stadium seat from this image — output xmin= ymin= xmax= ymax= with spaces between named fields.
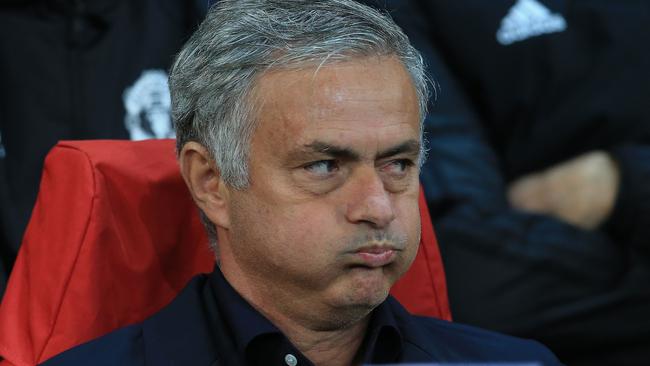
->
xmin=0 ymin=139 xmax=450 ymax=366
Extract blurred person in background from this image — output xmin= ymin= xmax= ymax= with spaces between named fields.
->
xmin=380 ymin=0 xmax=650 ymax=364
xmin=0 ymin=0 xmax=206 ymax=296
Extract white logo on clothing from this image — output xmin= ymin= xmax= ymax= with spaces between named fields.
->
xmin=497 ymin=0 xmax=567 ymax=46
xmin=123 ymin=70 xmax=175 ymax=140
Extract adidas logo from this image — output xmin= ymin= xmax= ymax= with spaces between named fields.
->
xmin=497 ymin=0 xmax=567 ymax=46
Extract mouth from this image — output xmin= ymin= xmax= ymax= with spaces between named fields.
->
xmin=352 ymin=246 xmax=399 ymax=268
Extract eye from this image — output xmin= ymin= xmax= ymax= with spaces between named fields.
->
xmin=382 ymin=159 xmax=414 ymax=176
xmin=304 ymin=160 xmax=339 ymax=177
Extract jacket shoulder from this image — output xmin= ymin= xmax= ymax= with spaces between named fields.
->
xmin=39 ymin=324 xmax=145 ymax=366
xmin=39 ymin=275 xmax=211 ymax=366
xmin=410 ymin=316 xmax=562 ymax=364
xmin=386 ymin=296 xmax=562 ymax=365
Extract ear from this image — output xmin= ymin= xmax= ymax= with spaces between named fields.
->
xmin=179 ymin=142 xmax=231 ymax=229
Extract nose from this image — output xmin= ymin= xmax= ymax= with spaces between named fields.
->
xmin=345 ymin=168 xmax=396 ymax=229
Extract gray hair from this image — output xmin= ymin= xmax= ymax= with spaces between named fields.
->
xmin=170 ymin=0 xmax=430 ymax=250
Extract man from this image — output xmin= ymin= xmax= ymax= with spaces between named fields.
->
xmin=42 ymin=1 xmax=561 ymax=365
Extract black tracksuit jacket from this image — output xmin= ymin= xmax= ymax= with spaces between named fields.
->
xmin=381 ymin=1 xmax=650 ymax=364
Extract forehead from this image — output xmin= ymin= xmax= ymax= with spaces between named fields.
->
xmin=251 ymin=56 xmax=420 ymax=147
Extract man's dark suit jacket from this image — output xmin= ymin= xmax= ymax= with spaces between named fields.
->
xmin=41 ymin=271 xmax=561 ymax=365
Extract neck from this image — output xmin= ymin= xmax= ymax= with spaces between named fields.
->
xmin=218 ymin=258 xmax=371 ymax=366
xmin=286 ymin=317 xmax=368 ymax=366
xmin=234 ymin=274 xmax=370 ymax=366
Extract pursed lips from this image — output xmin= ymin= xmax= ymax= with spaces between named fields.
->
xmin=351 ymin=244 xmax=402 ymax=268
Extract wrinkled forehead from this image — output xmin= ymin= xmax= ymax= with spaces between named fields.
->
xmin=251 ymin=55 xmax=420 ymax=127
xmin=245 ymin=55 xmax=422 ymax=164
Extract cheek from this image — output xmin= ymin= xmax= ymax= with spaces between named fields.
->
xmin=232 ymin=198 xmax=335 ymax=266
xmin=228 ymin=197 xmax=279 ymax=257
xmin=394 ymin=196 xmax=421 ymax=261
xmin=394 ymin=188 xmax=420 ymax=225
xmin=274 ymin=204 xmax=341 ymax=259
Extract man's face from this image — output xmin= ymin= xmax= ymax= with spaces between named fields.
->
xmin=221 ymin=56 xmax=421 ymax=327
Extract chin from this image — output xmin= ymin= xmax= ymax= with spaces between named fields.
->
xmin=345 ymin=267 xmax=394 ymax=307
xmin=323 ymin=296 xmax=385 ymax=331
xmin=316 ymin=272 xmax=392 ymax=331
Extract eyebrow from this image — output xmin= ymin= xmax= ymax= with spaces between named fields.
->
xmin=302 ymin=141 xmax=360 ymax=160
xmin=376 ymin=139 xmax=421 ymax=160
xmin=299 ymin=139 xmax=421 ymax=161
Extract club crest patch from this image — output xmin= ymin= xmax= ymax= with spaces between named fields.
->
xmin=123 ymin=70 xmax=175 ymax=140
